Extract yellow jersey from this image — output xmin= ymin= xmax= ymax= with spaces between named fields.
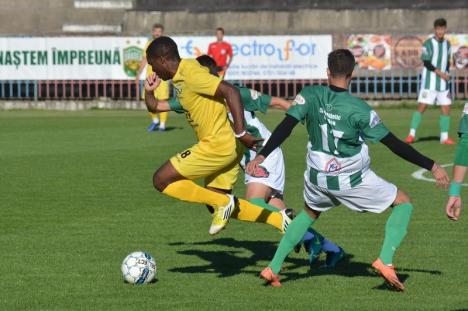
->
xmin=144 ymin=39 xmax=170 ymax=100
xmin=172 ymin=58 xmax=235 ymax=146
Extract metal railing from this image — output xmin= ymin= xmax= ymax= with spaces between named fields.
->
xmin=1 ymin=70 xmax=467 ymax=101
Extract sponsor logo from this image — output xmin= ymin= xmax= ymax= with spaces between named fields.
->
xmin=325 ymin=157 xmax=341 ymax=174
xmin=319 ymin=107 xmax=341 ymax=120
xmin=180 ymin=39 xmax=318 ymax=61
xmin=123 ymin=45 xmax=143 ymax=77
xmin=293 ymin=94 xmax=305 ymax=105
xmin=369 ymin=110 xmax=382 ymax=128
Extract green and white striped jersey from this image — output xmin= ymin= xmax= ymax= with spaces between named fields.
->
xmin=232 ymin=87 xmax=275 ymax=166
xmin=287 ymin=85 xmax=389 ymax=191
xmin=459 ymin=103 xmax=468 ymax=136
xmin=421 ymin=37 xmax=451 ymax=91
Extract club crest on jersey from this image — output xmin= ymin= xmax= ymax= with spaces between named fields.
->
xmin=325 ymin=158 xmax=341 ymax=174
xmin=293 ymin=94 xmax=305 ymax=105
xmin=369 ymin=110 xmax=382 ymax=128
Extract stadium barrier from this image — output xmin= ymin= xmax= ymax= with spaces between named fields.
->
xmin=0 ymin=70 xmax=466 ymax=101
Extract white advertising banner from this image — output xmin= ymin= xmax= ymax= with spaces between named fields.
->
xmin=174 ymin=35 xmax=332 ymax=80
xmin=0 ymin=36 xmax=332 ymax=80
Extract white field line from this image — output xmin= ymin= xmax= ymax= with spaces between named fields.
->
xmin=411 ymin=163 xmax=468 ymax=186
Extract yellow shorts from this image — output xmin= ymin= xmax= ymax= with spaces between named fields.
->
xmin=170 ymin=138 xmax=244 ymax=191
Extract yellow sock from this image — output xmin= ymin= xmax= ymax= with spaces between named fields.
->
xmin=232 ymin=199 xmax=283 ymax=231
xmin=162 ymin=180 xmax=230 ymax=207
xmin=159 ymin=111 xmax=168 ymax=123
xmin=149 ymin=112 xmax=159 ymax=122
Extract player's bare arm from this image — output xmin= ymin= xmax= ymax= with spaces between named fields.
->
xmin=215 ymin=81 xmax=263 ymax=149
xmin=269 ymin=97 xmax=291 ymax=111
xmin=144 ymin=72 xmax=163 ymax=113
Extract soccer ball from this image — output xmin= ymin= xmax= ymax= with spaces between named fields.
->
xmin=121 ymin=251 xmax=157 ymax=284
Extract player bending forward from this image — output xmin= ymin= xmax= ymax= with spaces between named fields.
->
xmin=144 ymin=36 xmax=292 ymax=236
xmin=196 ymin=55 xmax=345 ymax=266
xmin=445 ymin=103 xmax=468 ymax=221
xmin=247 ymin=49 xmax=449 ymax=290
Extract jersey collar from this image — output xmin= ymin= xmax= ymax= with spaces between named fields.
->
xmin=329 ymin=85 xmax=348 ymax=92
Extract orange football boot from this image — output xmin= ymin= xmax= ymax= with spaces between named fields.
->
xmin=372 ymin=258 xmax=405 ymax=291
xmin=404 ymin=135 xmax=415 ymax=144
xmin=260 ymin=267 xmax=281 ymax=287
xmin=441 ymin=137 xmax=456 ymax=145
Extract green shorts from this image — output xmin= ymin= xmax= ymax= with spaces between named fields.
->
xmin=454 ymin=134 xmax=468 ymax=167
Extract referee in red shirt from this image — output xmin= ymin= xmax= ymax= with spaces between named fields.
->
xmin=207 ymin=27 xmax=233 ymax=78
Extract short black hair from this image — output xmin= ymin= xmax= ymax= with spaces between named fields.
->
xmin=196 ymin=55 xmax=218 ymax=75
xmin=152 ymin=23 xmax=164 ymax=30
xmin=328 ymin=49 xmax=355 ymax=78
xmin=146 ymin=36 xmax=180 ymax=62
xmin=216 ymin=27 xmax=225 ymax=34
xmin=434 ymin=18 xmax=447 ymax=28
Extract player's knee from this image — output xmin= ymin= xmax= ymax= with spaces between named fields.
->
xmin=152 ymin=171 xmax=168 ymax=192
xmin=304 ymin=204 xmax=321 ymax=219
xmin=393 ymin=189 xmax=411 ymax=206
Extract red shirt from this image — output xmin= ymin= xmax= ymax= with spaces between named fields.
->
xmin=207 ymin=41 xmax=233 ymax=68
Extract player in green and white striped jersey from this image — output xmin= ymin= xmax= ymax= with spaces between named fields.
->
xmin=445 ymin=103 xmax=468 ymax=221
xmin=406 ymin=18 xmax=455 ymax=145
xmin=247 ymin=49 xmax=450 ymax=290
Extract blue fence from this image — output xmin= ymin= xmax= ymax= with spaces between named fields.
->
xmin=0 ymin=70 xmax=467 ymax=101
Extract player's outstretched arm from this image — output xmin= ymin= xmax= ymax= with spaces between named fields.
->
xmin=216 ymin=81 xmax=263 ymax=149
xmin=269 ymin=97 xmax=291 ymax=111
xmin=380 ymin=132 xmax=450 ymax=189
xmin=246 ymin=115 xmax=299 ymax=176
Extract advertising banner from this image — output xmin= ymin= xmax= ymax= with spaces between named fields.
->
xmin=0 ymin=36 xmax=332 ymax=80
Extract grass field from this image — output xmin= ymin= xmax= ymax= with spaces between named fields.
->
xmin=0 ymin=107 xmax=467 ymax=310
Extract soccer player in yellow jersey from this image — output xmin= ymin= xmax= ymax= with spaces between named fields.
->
xmin=136 ymin=23 xmax=170 ymax=132
xmin=143 ymin=36 xmax=291 ymax=235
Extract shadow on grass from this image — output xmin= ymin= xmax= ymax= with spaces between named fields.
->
xmin=148 ymin=126 xmax=182 ymax=132
xmin=168 ymin=238 xmax=442 ymax=289
xmin=414 ymin=136 xmax=440 ymax=143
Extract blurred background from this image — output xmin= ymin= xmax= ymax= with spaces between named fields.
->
xmin=0 ymin=0 xmax=466 ymax=108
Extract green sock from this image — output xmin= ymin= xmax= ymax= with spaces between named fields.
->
xmin=379 ymin=203 xmax=413 ymax=265
xmin=439 ymin=115 xmax=450 ymax=133
xmin=269 ymin=210 xmax=315 ymax=274
xmin=410 ymin=111 xmax=422 ymax=131
xmin=248 ymin=198 xmax=280 ymax=212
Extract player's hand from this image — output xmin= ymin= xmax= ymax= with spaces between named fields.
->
xmin=431 ymin=163 xmax=450 ymax=189
xmin=446 ymin=196 xmax=462 ymax=221
xmin=441 ymin=73 xmax=451 ymax=81
xmin=238 ymin=133 xmax=264 ymax=150
xmin=144 ymin=72 xmax=161 ymax=92
xmin=246 ymin=155 xmax=266 ymax=176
